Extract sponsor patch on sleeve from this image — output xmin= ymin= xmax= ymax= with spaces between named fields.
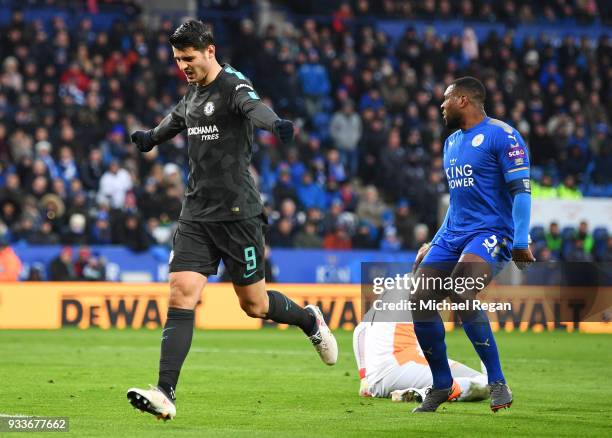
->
xmin=235 ymin=83 xmax=254 ymax=92
xmin=507 ymin=144 xmax=527 ymax=161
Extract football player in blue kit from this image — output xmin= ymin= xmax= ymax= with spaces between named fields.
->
xmin=410 ymin=77 xmax=535 ymax=413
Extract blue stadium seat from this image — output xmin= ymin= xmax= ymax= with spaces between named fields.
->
xmin=561 ymin=226 xmax=576 ymax=241
xmin=530 ymin=225 xmax=545 ymax=243
xmin=593 ymin=227 xmax=609 ymax=259
xmin=593 ymin=227 xmax=609 ymax=242
xmin=560 ymin=226 xmax=576 ymax=260
xmin=530 ymin=166 xmax=544 ymax=182
xmin=582 ymin=183 xmax=612 ymax=197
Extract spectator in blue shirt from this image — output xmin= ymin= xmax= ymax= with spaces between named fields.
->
xmin=298 ymin=51 xmax=331 ymax=116
xmin=297 ymin=172 xmax=326 ymax=210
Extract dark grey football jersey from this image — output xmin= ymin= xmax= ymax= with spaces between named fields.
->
xmin=150 ymin=64 xmax=279 ymax=221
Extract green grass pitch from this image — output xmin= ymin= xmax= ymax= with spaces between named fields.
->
xmin=1 ymin=329 xmax=611 ymax=437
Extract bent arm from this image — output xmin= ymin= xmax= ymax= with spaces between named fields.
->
xmin=235 ymin=95 xmax=279 ymax=132
xmin=150 ymin=113 xmax=186 ymax=145
xmin=150 ymin=98 xmax=187 ymax=145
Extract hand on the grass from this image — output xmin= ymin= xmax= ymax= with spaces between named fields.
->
xmin=412 ymin=242 xmax=431 ymax=274
xmin=512 ymin=247 xmax=535 ymax=270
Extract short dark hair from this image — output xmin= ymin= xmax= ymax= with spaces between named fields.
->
xmin=451 ymin=76 xmax=486 ymax=105
xmin=169 ymin=20 xmax=215 ymax=50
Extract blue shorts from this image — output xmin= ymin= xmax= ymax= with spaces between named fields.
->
xmin=422 ymin=231 xmax=512 ymax=275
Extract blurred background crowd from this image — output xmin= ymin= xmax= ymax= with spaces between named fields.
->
xmin=0 ymin=0 xmax=610 ymax=281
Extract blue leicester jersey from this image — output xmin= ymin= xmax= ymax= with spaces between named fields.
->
xmin=438 ymin=117 xmax=530 ymax=241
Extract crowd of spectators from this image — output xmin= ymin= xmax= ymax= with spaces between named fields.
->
xmin=45 ymin=245 xmax=107 ymax=281
xmin=0 ymin=2 xmax=610 ymax=257
xmin=283 ymin=0 xmax=609 ymax=24
xmin=530 ymin=221 xmax=610 ymax=263
xmin=525 ymin=220 xmax=611 ymax=284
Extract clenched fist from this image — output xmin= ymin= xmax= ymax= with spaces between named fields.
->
xmin=131 ymin=130 xmax=156 ymax=153
xmin=273 ymin=119 xmax=294 ymax=144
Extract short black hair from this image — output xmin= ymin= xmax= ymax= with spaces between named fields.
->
xmin=169 ymin=20 xmax=215 ymax=50
xmin=451 ymin=76 xmax=486 ymax=105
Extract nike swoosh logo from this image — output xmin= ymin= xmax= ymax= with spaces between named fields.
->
xmin=161 ymin=327 xmax=174 ymax=340
xmin=243 ymin=271 xmax=257 ymax=278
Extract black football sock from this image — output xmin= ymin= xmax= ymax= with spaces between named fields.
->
xmin=266 ymin=290 xmax=317 ymax=336
xmin=157 ymin=307 xmax=194 ymax=400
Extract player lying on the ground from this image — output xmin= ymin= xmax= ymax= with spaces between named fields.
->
xmin=353 ymin=321 xmax=489 ymax=403
xmin=126 ymin=20 xmax=337 ymax=421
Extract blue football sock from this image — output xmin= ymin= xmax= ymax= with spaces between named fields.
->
xmin=413 ymin=316 xmax=453 ymax=389
xmin=461 ymin=310 xmax=505 ymax=384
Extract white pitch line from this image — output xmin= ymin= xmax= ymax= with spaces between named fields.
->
xmin=93 ymin=345 xmax=314 ymax=356
xmin=192 ymin=347 xmax=312 ymax=356
xmin=92 ymin=345 xmax=353 ymax=357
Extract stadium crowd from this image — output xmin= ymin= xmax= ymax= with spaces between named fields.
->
xmin=285 ymin=0 xmax=609 ymax=24
xmin=0 ymin=2 xmax=610 ymax=266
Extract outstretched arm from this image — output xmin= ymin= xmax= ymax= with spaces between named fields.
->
xmin=231 ymin=82 xmax=294 ymax=144
xmin=132 ymin=98 xmax=187 ymax=152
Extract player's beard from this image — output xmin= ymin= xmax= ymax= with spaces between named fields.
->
xmin=184 ymin=66 xmax=204 ymax=83
xmin=444 ymin=112 xmax=462 ymax=130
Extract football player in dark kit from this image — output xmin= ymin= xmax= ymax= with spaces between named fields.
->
xmin=127 ymin=20 xmax=337 ymax=420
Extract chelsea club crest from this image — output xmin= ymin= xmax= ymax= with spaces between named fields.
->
xmin=204 ymin=101 xmax=215 ymax=116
